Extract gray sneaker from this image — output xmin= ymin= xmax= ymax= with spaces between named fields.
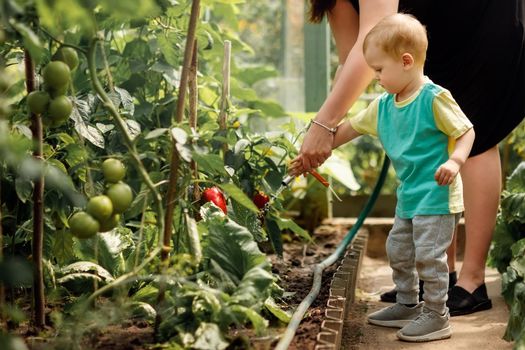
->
xmin=367 ymin=302 xmax=424 ymax=328
xmin=397 ymin=307 xmax=452 ymax=342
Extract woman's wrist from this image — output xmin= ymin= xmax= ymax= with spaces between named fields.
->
xmin=310 ymin=119 xmax=338 ymax=135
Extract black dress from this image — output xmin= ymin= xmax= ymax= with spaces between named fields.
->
xmin=348 ymin=0 xmax=525 ymax=156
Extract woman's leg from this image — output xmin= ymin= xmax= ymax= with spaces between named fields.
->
xmin=456 ymin=145 xmax=501 ymax=292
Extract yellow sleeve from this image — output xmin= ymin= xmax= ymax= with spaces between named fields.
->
xmin=349 ymin=97 xmax=380 ymax=136
xmin=433 ymin=89 xmax=473 ymax=138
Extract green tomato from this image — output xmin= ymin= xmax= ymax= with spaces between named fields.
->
xmin=98 ymin=213 xmax=120 ymax=232
xmin=86 ymin=195 xmax=114 ymax=221
xmin=52 ymin=47 xmax=79 ymax=71
xmin=106 ymin=182 xmax=133 ymax=214
xmin=102 ymin=158 xmax=126 ymax=183
xmin=27 ymin=91 xmax=50 ymax=115
xmin=48 ymin=95 xmax=72 ymax=124
xmin=43 ymin=61 xmax=70 ymax=90
xmin=69 ymin=211 xmax=100 ymax=239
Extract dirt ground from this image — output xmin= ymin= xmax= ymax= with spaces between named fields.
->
xmin=346 ymin=255 xmax=513 ymax=350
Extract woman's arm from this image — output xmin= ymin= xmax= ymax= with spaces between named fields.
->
xmin=295 ymin=0 xmax=398 ymax=173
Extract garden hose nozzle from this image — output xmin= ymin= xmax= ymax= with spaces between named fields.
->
xmin=281 ymin=170 xmax=342 ymax=201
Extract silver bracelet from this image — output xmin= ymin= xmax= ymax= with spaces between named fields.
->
xmin=311 ymin=119 xmax=337 ymax=135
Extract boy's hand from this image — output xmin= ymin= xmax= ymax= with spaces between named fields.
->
xmin=434 ymin=159 xmax=461 ymax=186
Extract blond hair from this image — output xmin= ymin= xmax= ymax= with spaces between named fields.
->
xmin=363 ymin=13 xmax=428 ymax=66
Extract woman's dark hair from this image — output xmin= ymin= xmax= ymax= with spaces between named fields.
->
xmin=309 ymin=0 xmax=337 ymax=23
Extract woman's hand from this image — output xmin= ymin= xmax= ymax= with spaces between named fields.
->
xmin=289 ymin=124 xmax=334 ymax=176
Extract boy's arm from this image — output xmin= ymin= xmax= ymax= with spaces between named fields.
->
xmin=333 ymin=121 xmax=362 ymax=149
xmin=434 ymin=128 xmax=475 ymax=186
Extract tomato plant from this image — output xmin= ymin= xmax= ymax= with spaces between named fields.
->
xmin=0 ymin=0 xmax=310 ymax=348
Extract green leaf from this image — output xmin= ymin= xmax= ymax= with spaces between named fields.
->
xmin=233 ymin=139 xmax=250 ymax=155
xmin=98 ymin=0 xmax=160 ymax=20
xmin=127 ymin=301 xmax=157 ymax=322
xmin=59 ymin=261 xmax=114 ymax=282
xmin=157 ymin=34 xmax=181 ymax=68
xmin=236 ymin=65 xmax=278 ymax=86
xmin=15 ymin=178 xmax=33 ymax=203
xmin=191 ymin=323 xmax=229 ymax=350
xmin=219 ymin=183 xmax=259 ymax=213
xmin=145 ymin=128 xmax=168 ymax=139
xmin=507 ymin=162 xmax=525 ymax=193
xmin=203 ymin=211 xmax=268 ymax=284
xmin=192 ymin=152 xmax=228 ymax=177
xmin=252 ymin=99 xmax=286 ymax=117
xmin=230 ymin=305 xmax=269 ymax=336
xmin=72 ymin=107 xmax=105 ymax=149
xmin=275 ymin=217 xmax=312 ymax=241
xmin=501 ymin=193 xmax=525 ymax=225
xmin=264 ymin=296 xmax=292 ymax=323
xmin=229 ymin=199 xmax=266 ymax=241
xmin=265 ymin=218 xmax=283 ymax=257
xmin=76 ymin=229 xmax=133 ymax=276
xmin=51 ymin=230 xmax=76 ymax=266
xmin=185 ymin=212 xmax=202 ymax=262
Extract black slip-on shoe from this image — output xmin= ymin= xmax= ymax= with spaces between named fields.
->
xmin=380 ymin=271 xmax=457 ymax=304
xmin=447 ymin=283 xmax=492 ymax=316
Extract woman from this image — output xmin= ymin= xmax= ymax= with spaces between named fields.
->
xmin=294 ymin=0 xmax=525 ymax=316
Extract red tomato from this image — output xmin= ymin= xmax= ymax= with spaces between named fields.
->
xmin=253 ymin=191 xmax=270 ymax=209
xmin=202 ymin=187 xmax=227 ymax=214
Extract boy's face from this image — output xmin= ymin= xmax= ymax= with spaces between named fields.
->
xmin=364 ymin=44 xmax=408 ymax=94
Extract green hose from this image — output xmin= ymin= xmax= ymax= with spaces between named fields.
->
xmin=275 ymin=156 xmax=391 ymax=350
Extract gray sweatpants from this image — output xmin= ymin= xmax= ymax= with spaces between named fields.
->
xmin=386 ymin=214 xmax=461 ymax=314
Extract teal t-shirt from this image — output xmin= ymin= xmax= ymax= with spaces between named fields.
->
xmin=350 ymin=81 xmax=473 ymax=218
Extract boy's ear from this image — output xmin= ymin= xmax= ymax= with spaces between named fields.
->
xmin=402 ymin=53 xmax=415 ymax=68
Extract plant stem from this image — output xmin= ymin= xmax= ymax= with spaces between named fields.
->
xmin=134 ymin=193 xmax=149 ymax=270
xmin=25 ymin=50 xmax=45 ymax=329
xmin=99 ymin=40 xmax=114 ymax=92
xmin=39 ymin=26 xmax=87 ymax=54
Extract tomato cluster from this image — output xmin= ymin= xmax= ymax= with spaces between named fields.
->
xmin=69 ymin=158 xmax=134 ymax=239
xmin=27 ymin=47 xmax=79 ymax=128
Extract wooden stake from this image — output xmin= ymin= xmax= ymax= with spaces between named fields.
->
xmin=189 ymin=40 xmax=200 ymax=201
xmin=25 ymin=50 xmax=45 ymax=329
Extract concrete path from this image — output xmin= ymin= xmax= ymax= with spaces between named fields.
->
xmin=353 ymin=256 xmax=513 ymax=350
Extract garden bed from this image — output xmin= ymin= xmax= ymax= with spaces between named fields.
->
xmin=19 ymin=222 xmax=355 ymax=350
